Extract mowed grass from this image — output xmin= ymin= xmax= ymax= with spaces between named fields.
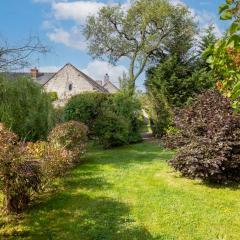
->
xmin=0 ymin=142 xmax=240 ymax=240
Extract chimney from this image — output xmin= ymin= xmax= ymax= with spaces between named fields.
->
xmin=104 ymin=73 xmax=109 ymax=85
xmin=31 ymin=67 xmax=39 ymax=78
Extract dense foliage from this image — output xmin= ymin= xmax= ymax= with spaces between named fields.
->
xmin=0 ymin=120 xmax=88 ymax=213
xmin=27 ymin=141 xmax=70 ymax=182
xmin=64 ymin=92 xmax=109 ymax=134
xmin=0 ymin=124 xmax=42 ymax=213
xmin=169 ymin=90 xmax=240 ymax=184
xmin=85 ymin=0 xmax=196 ymax=94
xmin=48 ymin=121 xmax=88 ymax=163
xmin=207 ymin=0 xmax=240 ymax=110
xmin=94 ymin=93 xmax=142 ymax=148
xmin=94 ymin=110 xmax=129 ymax=148
xmin=64 ymin=92 xmax=142 ymax=148
xmin=0 ymin=76 xmax=55 ymax=141
xmin=146 ymin=55 xmax=215 ymax=136
xmin=145 ymin=19 xmax=216 ymax=137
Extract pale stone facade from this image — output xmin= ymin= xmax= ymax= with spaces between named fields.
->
xmin=31 ymin=64 xmax=118 ymax=107
xmin=103 ymin=80 xmax=119 ymax=93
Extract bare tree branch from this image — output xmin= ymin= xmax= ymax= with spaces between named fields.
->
xmin=0 ymin=36 xmax=48 ymax=71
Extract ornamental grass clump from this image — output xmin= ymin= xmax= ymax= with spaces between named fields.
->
xmin=169 ymin=90 xmax=240 ymax=184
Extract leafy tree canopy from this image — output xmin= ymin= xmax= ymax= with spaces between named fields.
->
xmin=84 ymin=0 xmax=195 ymax=94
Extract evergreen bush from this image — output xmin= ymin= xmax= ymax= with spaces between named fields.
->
xmin=0 ymin=76 xmax=55 ymax=141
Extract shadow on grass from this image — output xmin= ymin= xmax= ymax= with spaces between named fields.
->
xmin=2 ymin=193 xmax=174 ymax=240
xmin=0 ymin=143 xmax=176 ymax=239
xmin=192 ymin=181 xmax=240 ymax=190
xmin=170 ymin=169 xmax=240 ymax=190
xmin=85 ymin=143 xmax=174 ymax=168
xmin=62 ymin=169 xmax=113 ymax=191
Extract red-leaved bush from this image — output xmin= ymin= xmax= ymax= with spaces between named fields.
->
xmin=0 ymin=121 xmax=88 ymax=213
xmin=0 ymin=124 xmax=41 ymax=213
xmin=169 ymin=90 xmax=240 ymax=184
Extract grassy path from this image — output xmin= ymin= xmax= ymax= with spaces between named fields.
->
xmin=0 ymin=143 xmax=240 ymax=239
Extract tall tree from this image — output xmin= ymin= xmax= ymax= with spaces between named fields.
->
xmin=145 ymin=19 xmax=216 ymax=136
xmin=197 ymin=25 xmax=217 ymax=69
xmin=84 ymin=0 xmax=195 ymax=95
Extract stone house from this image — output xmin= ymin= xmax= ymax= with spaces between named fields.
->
xmin=31 ymin=63 xmax=119 ymax=107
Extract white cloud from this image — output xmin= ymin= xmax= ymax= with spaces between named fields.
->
xmin=170 ymin=0 xmax=185 ymax=6
xmin=42 ymin=20 xmax=54 ymax=29
xmin=82 ymin=60 xmax=128 ymax=84
xmin=40 ymin=0 xmax=223 ymax=51
xmin=170 ymin=1 xmax=223 ymax=37
xmin=193 ymin=10 xmax=223 ymax=37
xmin=48 ymin=27 xmax=87 ymax=50
xmin=52 ymin=1 xmax=105 ymax=23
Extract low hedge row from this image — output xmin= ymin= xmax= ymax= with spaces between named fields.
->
xmin=0 ymin=121 xmax=88 ymax=213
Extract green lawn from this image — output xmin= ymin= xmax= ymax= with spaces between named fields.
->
xmin=0 ymin=142 xmax=240 ymax=240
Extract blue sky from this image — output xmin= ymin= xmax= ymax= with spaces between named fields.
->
xmin=1 ymin=0 xmax=227 ymax=88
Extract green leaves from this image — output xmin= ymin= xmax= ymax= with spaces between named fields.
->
xmin=220 ymin=10 xmax=233 ymax=20
xmin=229 ymin=22 xmax=240 ymax=34
xmin=208 ymin=0 xmax=240 ymax=111
xmin=227 ymin=34 xmax=240 ymax=47
xmin=219 ymin=3 xmax=229 ymax=14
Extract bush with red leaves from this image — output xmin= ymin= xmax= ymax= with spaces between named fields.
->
xmin=169 ymin=90 xmax=240 ymax=184
xmin=0 ymin=124 xmax=41 ymax=213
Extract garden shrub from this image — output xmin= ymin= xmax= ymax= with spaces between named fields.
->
xmin=107 ymin=93 xmax=142 ymax=143
xmin=94 ymin=110 xmax=129 ymax=148
xmin=0 ymin=76 xmax=55 ymax=141
xmin=63 ymin=92 xmax=109 ymax=134
xmin=169 ymin=90 xmax=240 ymax=184
xmin=26 ymin=141 xmax=70 ymax=183
xmin=0 ymin=121 xmax=88 ymax=213
xmin=0 ymin=124 xmax=42 ymax=213
xmin=48 ymin=91 xmax=58 ymax=101
xmin=48 ymin=121 xmax=88 ymax=163
xmin=64 ymin=92 xmax=142 ymax=148
xmin=161 ymin=126 xmax=188 ymax=149
xmin=94 ymin=93 xmax=142 ymax=148
xmin=54 ymin=107 xmax=65 ymax=124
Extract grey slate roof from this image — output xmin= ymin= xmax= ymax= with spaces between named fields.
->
xmin=2 ymin=72 xmax=54 ymax=86
xmin=35 ymin=73 xmax=55 ymax=85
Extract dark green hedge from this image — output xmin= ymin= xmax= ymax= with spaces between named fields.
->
xmin=0 ymin=75 xmax=55 ymax=141
xmin=64 ymin=92 xmax=142 ymax=148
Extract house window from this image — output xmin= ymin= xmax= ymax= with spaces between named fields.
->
xmin=69 ymin=84 xmax=73 ymax=91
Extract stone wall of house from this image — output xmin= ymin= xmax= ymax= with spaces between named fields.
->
xmin=44 ymin=64 xmax=98 ymax=101
xmin=104 ymin=82 xmax=119 ymax=93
